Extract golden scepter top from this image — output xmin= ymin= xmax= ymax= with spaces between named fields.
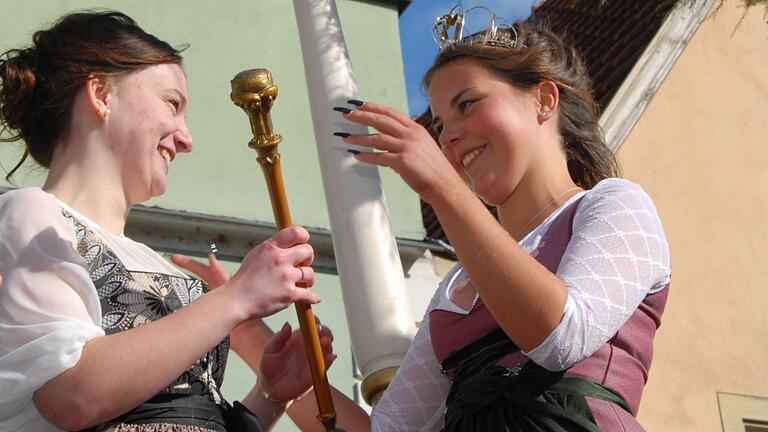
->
xmin=230 ymin=69 xmax=282 ymax=156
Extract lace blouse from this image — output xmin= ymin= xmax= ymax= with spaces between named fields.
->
xmin=371 ymin=178 xmax=671 ymax=432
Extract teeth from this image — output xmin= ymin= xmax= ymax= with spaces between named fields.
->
xmin=159 ymin=148 xmax=171 ymax=163
xmin=462 ymin=147 xmax=484 ymax=167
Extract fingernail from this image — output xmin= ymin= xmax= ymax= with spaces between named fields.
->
xmin=333 ymin=106 xmax=353 ymax=114
xmin=333 ymin=132 xmax=351 ymax=138
xmin=347 ymin=99 xmax=365 ymax=107
xmin=347 ymin=150 xmax=360 ymax=155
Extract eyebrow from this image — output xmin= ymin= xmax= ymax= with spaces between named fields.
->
xmin=450 ymin=87 xmax=475 ymax=108
xmin=170 ymin=89 xmax=188 ymax=109
xmin=431 ymin=86 xmax=476 ymax=126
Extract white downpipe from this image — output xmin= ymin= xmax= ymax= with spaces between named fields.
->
xmin=292 ymin=0 xmax=416 ymax=379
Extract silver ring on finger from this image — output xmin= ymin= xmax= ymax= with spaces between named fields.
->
xmin=298 ymin=266 xmax=305 ymax=282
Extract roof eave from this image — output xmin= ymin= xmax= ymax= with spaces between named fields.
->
xmin=0 ymin=186 xmax=449 ymax=274
xmin=600 ymin=0 xmax=718 ymax=153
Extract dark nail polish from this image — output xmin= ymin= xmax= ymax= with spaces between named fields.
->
xmin=347 ymin=99 xmax=365 ymax=107
xmin=347 ymin=149 xmax=361 ymax=155
xmin=333 ymin=106 xmax=353 ymax=114
xmin=333 ymin=132 xmax=351 ymax=138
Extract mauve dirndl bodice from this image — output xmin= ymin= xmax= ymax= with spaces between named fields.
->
xmin=429 ymin=197 xmax=669 ymax=430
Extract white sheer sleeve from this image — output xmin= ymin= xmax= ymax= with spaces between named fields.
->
xmin=371 ymin=286 xmax=451 ymax=432
xmin=0 ymin=188 xmax=104 ymax=431
xmin=524 ymin=179 xmax=671 ymax=371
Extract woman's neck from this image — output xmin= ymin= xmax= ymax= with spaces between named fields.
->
xmin=43 ymin=151 xmax=130 ymax=235
xmin=497 ymin=175 xmax=581 ymax=241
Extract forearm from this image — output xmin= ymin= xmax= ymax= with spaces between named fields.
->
xmin=429 ymin=186 xmax=568 ymax=351
xmin=33 ymin=287 xmax=245 ymax=430
xmin=229 ymin=318 xmax=275 ymax=373
xmin=286 ymin=387 xmax=370 ymax=432
xmin=241 ymin=382 xmax=286 ymax=432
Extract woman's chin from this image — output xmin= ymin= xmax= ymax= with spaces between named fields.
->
xmin=151 ymin=185 xmax=168 ymax=199
xmin=147 ymin=179 xmax=168 ymax=200
xmin=470 ymin=182 xmax=504 ymax=207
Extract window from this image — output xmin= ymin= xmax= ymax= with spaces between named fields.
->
xmin=719 ymin=392 xmax=768 ymax=432
xmin=744 ymin=418 xmax=768 ymax=432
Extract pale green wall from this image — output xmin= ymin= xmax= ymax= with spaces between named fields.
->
xmin=0 ymin=1 xmax=417 ymax=430
xmin=0 ymin=0 xmax=423 ymax=239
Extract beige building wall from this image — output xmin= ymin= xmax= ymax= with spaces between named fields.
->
xmin=617 ymin=1 xmax=768 ymax=431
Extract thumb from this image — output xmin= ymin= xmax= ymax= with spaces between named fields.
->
xmin=264 ymin=322 xmax=292 ymax=354
xmin=293 ymin=288 xmax=322 ymax=305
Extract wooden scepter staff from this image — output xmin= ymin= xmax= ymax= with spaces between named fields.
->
xmin=230 ymin=69 xmax=338 ymax=432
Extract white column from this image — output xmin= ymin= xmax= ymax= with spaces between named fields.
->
xmin=293 ymin=0 xmax=416 ymax=390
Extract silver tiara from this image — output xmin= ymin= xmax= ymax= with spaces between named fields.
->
xmin=432 ymin=4 xmax=520 ymax=51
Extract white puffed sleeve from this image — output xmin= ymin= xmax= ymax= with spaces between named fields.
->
xmin=524 ymin=179 xmax=671 ymax=371
xmin=0 ymin=188 xmax=104 ymax=431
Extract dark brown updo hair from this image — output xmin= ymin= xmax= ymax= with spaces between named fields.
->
xmin=0 ymin=10 xmax=185 ymax=179
xmin=422 ymin=21 xmax=620 ymax=189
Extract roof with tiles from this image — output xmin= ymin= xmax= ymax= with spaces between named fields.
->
xmin=417 ymin=0 xmax=677 ymax=247
xmin=531 ymin=0 xmax=676 ymax=110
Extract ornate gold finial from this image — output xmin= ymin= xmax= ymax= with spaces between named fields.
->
xmin=230 ymin=69 xmax=283 ymax=165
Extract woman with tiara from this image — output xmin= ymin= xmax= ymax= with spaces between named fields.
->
xmin=330 ymin=7 xmax=671 ymax=431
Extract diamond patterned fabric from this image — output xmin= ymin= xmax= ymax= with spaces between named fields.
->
xmin=371 ymin=178 xmax=670 ymax=431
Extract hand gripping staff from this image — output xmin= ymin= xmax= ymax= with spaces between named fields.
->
xmin=231 ymin=69 xmax=340 ymax=432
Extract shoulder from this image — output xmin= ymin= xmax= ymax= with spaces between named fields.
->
xmin=0 ymin=187 xmax=62 ymax=221
xmin=576 ymin=178 xmax=659 ymax=219
xmin=0 ymin=187 xmax=74 ymax=245
xmin=584 ymin=177 xmax=652 ymax=202
xmin=572 ymin=178 xmax=669 ymax=256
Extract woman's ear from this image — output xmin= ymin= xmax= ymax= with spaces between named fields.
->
xmin=534 ymin=80 xmax=559 ymax=123
xmin=85 ymin=74 xmax=112 ymax=120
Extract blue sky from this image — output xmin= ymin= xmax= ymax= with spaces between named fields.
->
xmin=398 ymin=0 xmax=537 ymax=116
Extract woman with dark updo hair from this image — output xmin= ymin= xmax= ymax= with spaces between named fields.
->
xmin=0 ymin=11 xmax=335 ymax=432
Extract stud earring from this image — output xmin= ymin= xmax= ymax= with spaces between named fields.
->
xmin=101 ymin=107 xmax=111 ymax=119
xmin=538 ymin=111 xmax=547 ymax=117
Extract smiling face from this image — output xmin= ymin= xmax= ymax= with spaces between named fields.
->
xmin=103 ymin=63 xmax=192 ymax=204
xmin=428 ymin=58 xmax=554 ymax=206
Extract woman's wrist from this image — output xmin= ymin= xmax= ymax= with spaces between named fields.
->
xmin=259 ymin=381 xmax=290 ymax=411
xmin=260 ymin=380 xmax=313 ymax=412
xmin=426 ymin=179 xmax=476 ymax=213
xmin=228 ymin=318 xmax=273 ymax=355
xmin=213 ymin=281 xmax=250 ymax=324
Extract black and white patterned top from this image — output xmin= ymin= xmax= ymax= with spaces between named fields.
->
xmin=62 ymin=209 xmax=229 ymax=403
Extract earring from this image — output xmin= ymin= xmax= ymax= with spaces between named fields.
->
xmin=538 ymin=110 xmax=548 ymax=117
xmin=100 ymin=107 xmax=111 ymax=119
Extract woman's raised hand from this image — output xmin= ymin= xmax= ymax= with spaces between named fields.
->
xmin=170 ymin=252 xmax=230 ymax=289
xmin=337 ymin=101 xmax=464 ymax=204
xmin=259 ymin=320 xmax=336 ymax=403
xmin=223 ymin=226 xmax=319 ymax=321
